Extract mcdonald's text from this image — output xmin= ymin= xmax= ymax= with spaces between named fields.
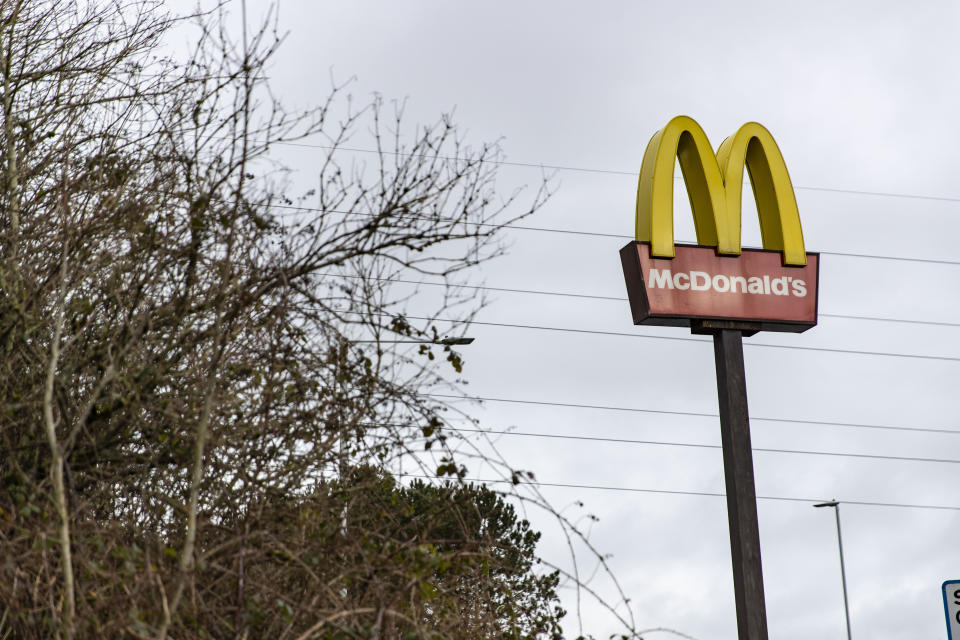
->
xmin=647 ymin=269 xmax=808 ymax=298
xmin=620 ymin=242 xmax=819 ymax=333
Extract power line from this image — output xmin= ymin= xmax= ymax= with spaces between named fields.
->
xmin=273 ymin=139 xmax=960 ymax=205
xmin=819 ymin=312 xmax=960 ymax=329
xmin=276 ymin=141 xmax=640 ymax=177
xmin=447 ymin=427 xmax=960 ymax=466
xmin=427 ymin=393 xmax=960 ymax=437
xmin=823 ymin=250 xmax=960 ymax=267
xmin=266 ymin=201 xmax=960 ymax=267
xmin=400 ymin=474 xmax=960 ymax=512
xmin=385 ymin=313 xmax=960 ymax=364
xmin=325 ymin=273 xmax=960 ymax=329
xmin=366 ymin=420 xmax=960 ymax=463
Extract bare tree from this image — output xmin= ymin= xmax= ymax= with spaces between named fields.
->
xmin=0 ymin=2 xmax=643 ymax=639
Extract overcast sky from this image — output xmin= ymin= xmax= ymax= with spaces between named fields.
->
xmin=190 ymin=2 xmax=960 ymax=638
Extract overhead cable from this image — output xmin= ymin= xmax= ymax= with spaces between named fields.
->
xmin=267 ymin=201 xmax=960 ymax=267
xmin=324 ymin=272 xmax=960 ymax=329
xmin=426 ymin=393 xmax=960 ymax=437
xmin=399 ymin=474 xmax=960 ymax=512
xmin=273 ymin=140 xmax=960 ymax=205
xmin=384 ymin=313 xmax=960 ymax=364
xmin=446 ymin=427 xmax=960 ymax=466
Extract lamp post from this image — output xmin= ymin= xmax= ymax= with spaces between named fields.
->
xmin=814 ymin=500 xmax=852 ymax=640
xmin=352 ymin=337 xmax=475 ymax=345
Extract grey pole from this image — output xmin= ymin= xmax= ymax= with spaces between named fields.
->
xmin=814 ymin=500 xmax=852 ymax=640
xmin=834 ymin=504 xmax=853 ymax=640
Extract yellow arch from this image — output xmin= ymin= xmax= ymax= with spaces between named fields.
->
xmin=635 ymin=116 xmax=807 ymax=266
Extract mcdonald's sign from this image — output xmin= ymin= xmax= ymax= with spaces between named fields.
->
xmin=620 ymin=116 xmax=819 ymax=333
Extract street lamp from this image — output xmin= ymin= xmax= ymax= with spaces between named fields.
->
xmin=351 ymin=337 xmax=475 ymax=345
xmin=814 ymin=500 xmax=852 ymax=640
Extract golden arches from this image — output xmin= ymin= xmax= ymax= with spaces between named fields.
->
xmin=635 ymin=116 xmax=807 ymax=266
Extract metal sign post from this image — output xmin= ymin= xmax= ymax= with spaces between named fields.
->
xmin=711 ymin=327 xmax=768 ymax=640
xmin=621 ymin=116 xmax=821 ymax=640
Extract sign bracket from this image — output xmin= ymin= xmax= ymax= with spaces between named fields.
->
xmin=691 ymin=319 xmax=761 ymax=337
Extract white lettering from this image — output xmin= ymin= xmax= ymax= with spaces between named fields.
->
xmin=771 ymin=276 xmax=789 ymax=296
xmin=690 ymin=271 xmax=710 ymax=291
xmin=649 ymin=269 xmax=673 ymax=289
xmin=712 ymin=274 xmax=730 ymax=292
xmin=645 ymin=269 xmax=811 ymax=298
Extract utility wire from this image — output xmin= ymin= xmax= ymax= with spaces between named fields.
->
xmin=266 ymin=201 xmax=960 ymax=267
xmin=400 ymin=474 xmax=960 ymax=512
xmin=379 ymin=312 xmax=960 ymax=364
xmin=325 ymin=273 xmax=960 ymax=329
xmin=371 ymin=421 xmax=960 ymax=460
xmin=274 ymin=139 xmax=960 ymax=205
xmin=426 ymin=393 xmax=960 ymax=437
xmin=446 ymin=427 xmax=960 ymax=466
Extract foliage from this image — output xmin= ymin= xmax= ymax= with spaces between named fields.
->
xmin=0 ymin=1 xmax=643 ymax=639
xmin=189 ymin=469 xmax=565 ymax=639
xmin=354 ymin=474 xmax=565 ymax=639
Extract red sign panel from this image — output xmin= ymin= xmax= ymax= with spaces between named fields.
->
xmin=620 ymin=242 xmax=819 ymax=333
